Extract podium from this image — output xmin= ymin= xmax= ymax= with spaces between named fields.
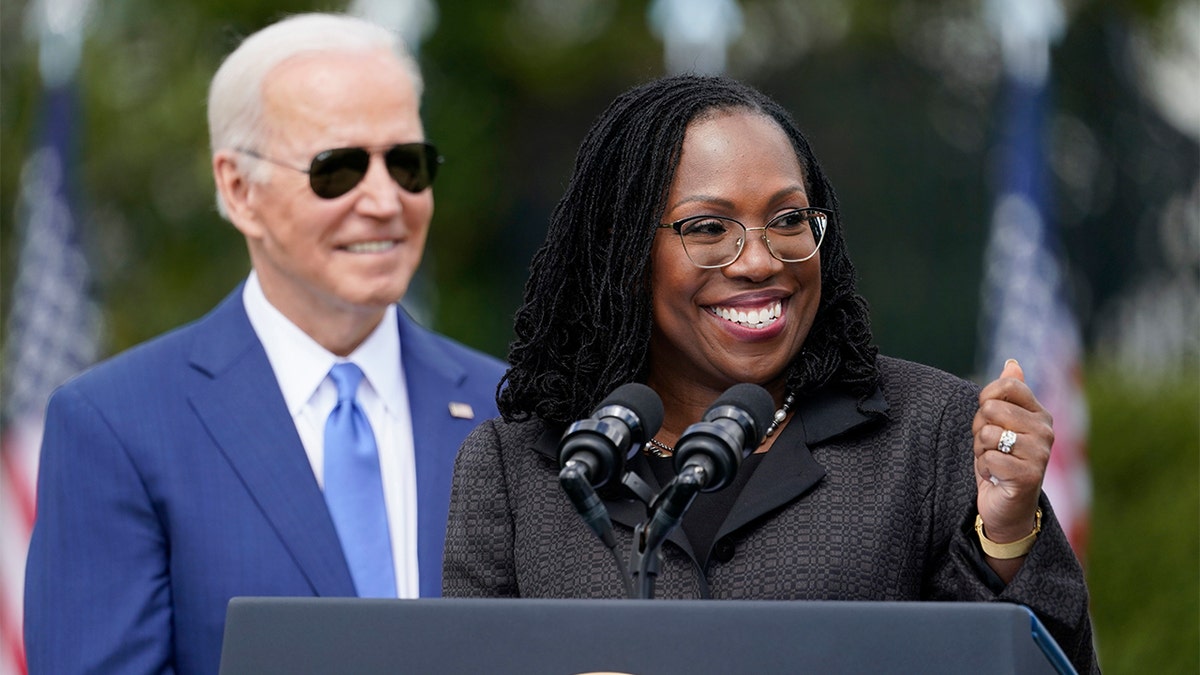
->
xmin=220 ymin=597 xmax=1075 ymax=674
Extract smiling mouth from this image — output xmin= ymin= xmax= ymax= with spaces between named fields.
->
xmin=341 ymin=240 xmax=397 ymax=253
xmin=708 ymin=300 xmax=783 ymax=329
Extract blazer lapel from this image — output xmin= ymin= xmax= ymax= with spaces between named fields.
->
xmin=397 ymin=309 xmax=469 ymax=597
xmin=717 ymin=421 xmax=825 ymax=539
xmin=187 ymin=288 xmax=356 ymax=597
xmin=718 ymin=386 xmax=890 ymax=540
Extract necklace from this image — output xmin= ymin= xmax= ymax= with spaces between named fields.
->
xmin=645 ymin=391 xmax=796 ymax=458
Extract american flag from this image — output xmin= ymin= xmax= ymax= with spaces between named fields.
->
xmin=980 ymin=0 xmax=1091 ymax=558
xmin=0 ymin=78 xmax=103 ymax=675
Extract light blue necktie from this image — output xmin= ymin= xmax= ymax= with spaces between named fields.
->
xmin=324 ymin=363 xmax=397 ymax=598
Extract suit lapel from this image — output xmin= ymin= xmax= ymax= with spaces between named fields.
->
xmin=397 ymin=309 xmax=468 ymax=597
xmin=718 ymin=386 xmax=889 ymax=540
xmin=717 ymin=421 xmax=825 ymax=540
xmin=187 ymin=288 xmax=356 ymax=597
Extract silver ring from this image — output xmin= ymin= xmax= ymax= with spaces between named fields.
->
xmin=998 ymin=429 xmax=1017 ymax=454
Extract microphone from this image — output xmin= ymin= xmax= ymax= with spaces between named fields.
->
xmin=559 ymin=383 xmax=663 ymax=548
xmin=558 ymin=383 xmax=664 ymax=488
xmin=672 ymin=382 xmax=775 ymax=492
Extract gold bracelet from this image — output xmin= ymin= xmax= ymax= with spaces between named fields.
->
xmin=975 ymin=508 xmax=1042 ymax=559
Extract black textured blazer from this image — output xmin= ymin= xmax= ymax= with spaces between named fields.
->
xmin=444 ymin=356 xmax=1099 ymax=673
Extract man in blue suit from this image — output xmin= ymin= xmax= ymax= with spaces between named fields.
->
xmin=24 ymin=13 xmax=505 ymax=674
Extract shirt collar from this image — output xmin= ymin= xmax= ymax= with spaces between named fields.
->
xmin=349 ymin=304 xmax=402 ymax=413
xmin=242 ymin=271 xmax=401 ymax=414
xmin=793 ymin=384 xmax=889 ymax=445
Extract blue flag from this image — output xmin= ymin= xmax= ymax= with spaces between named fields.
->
xmin=0 ymin=78 xmax=103 ymax=675
xmin=979 ymin=65 xmax=1091 ymax=557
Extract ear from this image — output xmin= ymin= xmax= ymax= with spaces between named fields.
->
xmin=213 ymin=150 xmax=265 ymax=239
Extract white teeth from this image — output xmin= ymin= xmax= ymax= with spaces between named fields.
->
xmin=344 ymin=240 xmax=395 ymax=253
xmin=711 ymin=300 xmax=782 ymax=329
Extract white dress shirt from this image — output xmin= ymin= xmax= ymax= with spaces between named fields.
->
xmin=242 ymin=272 xmax=418 ymax=598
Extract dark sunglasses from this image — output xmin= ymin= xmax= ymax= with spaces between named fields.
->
xmin=237 ymin=142 xmax=443 ymax=199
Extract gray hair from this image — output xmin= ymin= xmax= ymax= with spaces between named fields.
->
xmin=208 ymin=12 xmax=424 ymax=217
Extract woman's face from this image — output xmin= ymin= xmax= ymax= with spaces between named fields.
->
xmin=647 ymin=110 xmax=822 ymax=401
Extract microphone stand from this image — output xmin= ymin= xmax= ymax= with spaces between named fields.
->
xmin=559 ymin=463 xmax=634 ymax=599
xmin=629 ymin=463 xmax=707 ymax=599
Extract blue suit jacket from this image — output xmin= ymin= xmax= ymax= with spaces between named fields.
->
xmin=24 ymin=286 xmax=506 ymax=675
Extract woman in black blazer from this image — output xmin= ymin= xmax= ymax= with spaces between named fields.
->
xmin=443 ymin=74 xmax=1098 ymax=675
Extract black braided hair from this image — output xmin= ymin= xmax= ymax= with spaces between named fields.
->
xmin=498 ymin=74 xmax=879 ymax=424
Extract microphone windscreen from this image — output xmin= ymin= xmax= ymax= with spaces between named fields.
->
xmin=594 ymin=383 xmax=664 ymax=438
xmin=709 ymin=383 xmax=775 ymax=439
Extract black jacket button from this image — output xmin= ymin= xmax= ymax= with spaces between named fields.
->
xmin=712 ymin=538 xmax=735 ymax=563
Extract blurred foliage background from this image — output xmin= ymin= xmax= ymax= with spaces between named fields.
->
xmin=1 ymin=0 xmax=1196 ymax=672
